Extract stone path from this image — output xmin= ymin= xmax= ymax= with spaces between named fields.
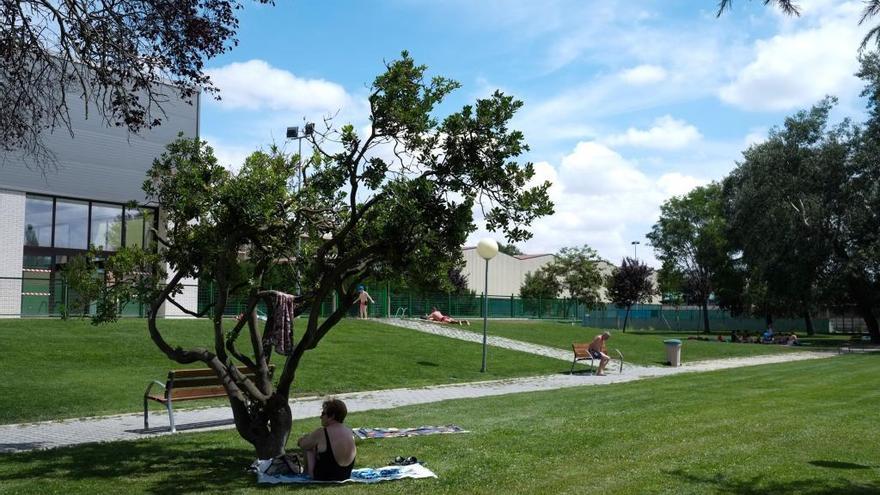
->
xmin=0 ymin=348 xmax=832 ymax=454
xmin=380 ymin=318 xmax=576 ymax=362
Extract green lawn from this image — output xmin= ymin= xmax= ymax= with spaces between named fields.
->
xmin=0 ymin=354 xmax=877 ymax=494
xmin=0 ymin=318 xmax=564 ymax=425
xmin=470 ymin=320 xmax=840 ymax=365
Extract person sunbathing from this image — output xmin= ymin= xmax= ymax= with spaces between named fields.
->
xmin=425 ymin=307 xmax=470 ymax=325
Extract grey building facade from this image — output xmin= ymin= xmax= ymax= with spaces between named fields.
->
xmin=0 ymin=90 xmax=199 ymax=317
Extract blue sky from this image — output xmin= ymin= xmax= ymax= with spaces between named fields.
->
xmin=200 ymin=0 xmax=871 ymax=265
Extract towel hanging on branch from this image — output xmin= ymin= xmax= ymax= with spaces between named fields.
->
xmin=264 ymin=292 xmax=296 ymax=355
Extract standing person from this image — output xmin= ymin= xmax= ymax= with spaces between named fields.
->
xmin=588 ymin=331 xmax=612 ymax=376
xmin=298 ymin=398 xmax=357 ymax=481
xmin=357 ymin=285 xmax=374 ymax=319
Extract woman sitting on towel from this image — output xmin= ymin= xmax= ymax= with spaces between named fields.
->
xmin=298 ymin=398 xmax=357 ymax=481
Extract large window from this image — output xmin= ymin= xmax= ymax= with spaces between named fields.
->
xmin=20 ymin=194 xmax=158 ymax=316
xmin=23 ymin=196 xmax=53 ymax=247
xmin=90 ymin=203 xmax=123 ymax=251
xmin=54 ymin=199 xmax=89 ymax=249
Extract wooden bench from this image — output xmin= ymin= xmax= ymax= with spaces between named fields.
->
xmin=144 ymin=365 xmax=274 ymax=432
xmin=570 ymin=343 xmax=624 ymax=375
xmin=839 ymin=334 xmax=871 ymax=354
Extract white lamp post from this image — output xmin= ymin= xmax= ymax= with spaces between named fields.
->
xmin=476 ymin=238 xmax=498 ymax=372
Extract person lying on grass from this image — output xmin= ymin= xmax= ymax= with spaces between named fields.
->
xmin=297 ymin=398 xmax=357 ymax=481
xmin=425 ymin=307 xmax=470 ymax=325
xmin=588 ymin=331 xmax=612 ymax=376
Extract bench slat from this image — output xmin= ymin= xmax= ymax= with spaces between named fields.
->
xmin=170 ymin=366 xmax=266 ymax=379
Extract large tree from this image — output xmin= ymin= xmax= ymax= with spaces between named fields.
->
xmin=1 ymin=0 xmax=270 ymax=167
xmin=94 ymin=53 xmax=553 ymax=458
xmin=545 ymin=245 xmax=606 ymax=312
xmin=606 ymin=257 xmax=657 ymax=332
xmin=648 ymin=184 xmax=732 ymax=333
xmin=722 ymin=98 xmax=843 ymax=334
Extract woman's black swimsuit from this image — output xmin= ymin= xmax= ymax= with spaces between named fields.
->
xmin=314 ymin=427 xmax=354 ymax=481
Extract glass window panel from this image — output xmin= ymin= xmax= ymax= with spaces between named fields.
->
xmin=23 ymin=196 xmax=53 ymax=247
xmin=124 ymin=208 xmax=144 ymax=248
xmin=54 ymin=199 xmax=88 ymax=249
xmin=90 ymin=203 xmax=123 ymax=250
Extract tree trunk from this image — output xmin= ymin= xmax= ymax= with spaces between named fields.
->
xmin=854 ymin=299 xmax=880 ymax=344
xmin=622 ymin=306 xmax=630 ymax=333
xmin=701 ymin=300 xmax=710 ymax=334
xmin=231 ymin=394 xmax=293 ymax=459
xmin=847 ymin=276 xmax=880 ymax=344
xmin=803 ymin=309 xmax=814 ymax=336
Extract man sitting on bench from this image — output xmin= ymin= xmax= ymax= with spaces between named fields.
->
xmin=588 ymin=331 xmax=612 ymax=376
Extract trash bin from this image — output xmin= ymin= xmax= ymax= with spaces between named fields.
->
xmin=664 ymin=339 xmax=682 ymax=367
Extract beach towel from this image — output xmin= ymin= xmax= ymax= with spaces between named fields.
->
xmin=354 ymin=425 xmax=469 ymax=439
xmin=255 ymin=462 xmax=437 ymax=484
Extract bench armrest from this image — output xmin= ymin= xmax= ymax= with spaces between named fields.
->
xmin=144 ymin=380 xmax=167 ymax=399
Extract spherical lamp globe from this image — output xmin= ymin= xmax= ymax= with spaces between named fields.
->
xmin=476 ymin=238 xmax=499 ymax=260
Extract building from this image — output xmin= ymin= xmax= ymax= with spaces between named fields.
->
xmin=461 ymin=246 xmax=660 ymax=303
xmin=0 ymin=90 xmax=199 ymax=317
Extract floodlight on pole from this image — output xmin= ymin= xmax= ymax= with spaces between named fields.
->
xmin=286 ymin=122 xmax=315 ymax=296
xmin=631 ymin=241 xmax=640 ymax=260
xmin=476 ymin=238 xmax=498 ymax=372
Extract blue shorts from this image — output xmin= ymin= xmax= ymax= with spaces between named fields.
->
xmin=589 ymin=349 xmax=603 ymax=359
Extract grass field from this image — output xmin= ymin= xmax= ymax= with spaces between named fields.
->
xmin=0 ymin=318 xmax=565 ymax=424
xmin=468 ymin=320 xmax=844 ymax=365
xmin=0 ymin=354 xmax=876 ymax=494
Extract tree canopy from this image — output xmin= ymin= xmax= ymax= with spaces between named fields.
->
xmin=1 ymin=0 xmax=271 ymax=167
xmin=647 ymin=183 xmax=732 ymax=333
xmin=87 ymin=52 xmax=553 ymax=457
xmin=606 ymin=257 xmax=657 ymax=332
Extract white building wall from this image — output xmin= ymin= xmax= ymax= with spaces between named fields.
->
xmin=161 ymin=271 xmax=200 ymax=318
xmin=0 ymin=190 xmax=25 ymax=317
xmin=461 ymin=247 xmax=661 ymax=304
xmin=462 ymin=248 xmax=556 ymax=296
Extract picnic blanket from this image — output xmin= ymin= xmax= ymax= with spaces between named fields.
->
xmin=354 ymin=425 xmax=469 ymax=439
xmin=255 ymin=462 xmax=437 ymax=484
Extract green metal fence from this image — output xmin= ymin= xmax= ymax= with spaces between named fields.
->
xmin=582 ymin=304 xmax=831 ymax=333
xmin=0 ymin=277 xmax=840 ymax=334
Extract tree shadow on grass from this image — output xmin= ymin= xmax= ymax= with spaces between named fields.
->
xmin=0 ymin=437 xmax=275 ymax=494
xmin=664 ymin=468 xmax=880 ymax=495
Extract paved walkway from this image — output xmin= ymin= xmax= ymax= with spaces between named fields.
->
xmin=0 ymin=349 xmax=832 ymax=454
xmin=380 ymin=318 xmax=576 ymax=362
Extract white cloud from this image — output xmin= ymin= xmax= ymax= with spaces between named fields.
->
xmin=203 ymin=135 xmax=255 ymax=172
xmin=743 ymin=128 xmax=767 ymax=148
xmin=619 ymin=64 xmax=668 ymax=85
xmin=206 ymin=60 xmax=352 ymax=113
xmin=719 ymin=2 xmax=866 ymax=111
xmin=469 ymin=141 xmax=708 ymax=265
xmin=603 ymin=115 xmax=702 ymax=150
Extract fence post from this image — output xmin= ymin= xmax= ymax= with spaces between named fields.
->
xmin=510 ymin=294 xmax=514 ymax=318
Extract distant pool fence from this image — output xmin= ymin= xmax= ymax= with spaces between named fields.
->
xmin=1 ymin=276 xmax=867 ymax=334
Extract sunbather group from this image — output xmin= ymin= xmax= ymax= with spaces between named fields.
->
xmin=693 ymin=329 xmax=800 ymax=345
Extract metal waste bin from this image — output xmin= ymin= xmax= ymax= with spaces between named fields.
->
xmin=664 ymin=339 xmax=682 ymax=367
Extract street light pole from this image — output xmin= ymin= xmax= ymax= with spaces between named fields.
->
xmin=476 ymin=238 xmax=498 ymax=373
xmin=631 ymin=241 xmax=640 ymax=260
xmin=286 ymin=123 xmax=315 ymax=295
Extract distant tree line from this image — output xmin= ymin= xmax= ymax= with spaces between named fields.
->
xmin=648 ymin=53 xmax=880 ymax=342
